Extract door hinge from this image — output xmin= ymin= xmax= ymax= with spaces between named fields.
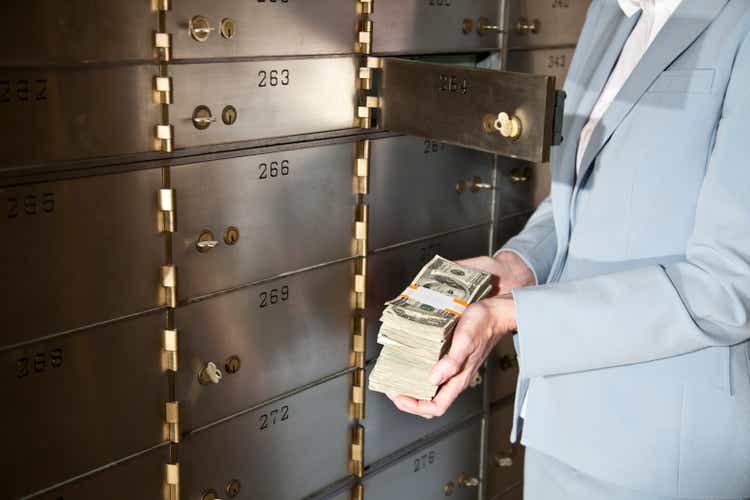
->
xmin=154 ymin=32 xmax=172 ymax=62
xmin=164 ymin=462 xmax=179 ymax=500
xmin=354 ymin=139 xmax=370 ymax=195
xmin=350 ymin=368 xmax=366 ymax=420
xmin=351 ymin=483 xmax=364 ymax=500
xmin=159 ymin=188 xmax=176 ymax=233
xmin=350 ymin=424 xmax=365 ymax=477
xmin=354 ymin=204 xmax=368 ymax=257
xmin=357 ymin=57 xmax=382 ymax=128
xmin=154 ymin=76 xmax=173 ymax=104
xmin=352 ymin=313 xmax=365 ymax=370
xmin=354 ymin=256 xmax=366 ymax=309
xmin=155 ymin=124 xmax=174 ymax=153
xmin=161 ymin=265 xmax=177 ymax=308
xmin=165 ymin=401 xmax=180 ymax=443
xmin=163 ymin=329 xmax=178 ymax=372
xmin=356 ymin=1 xmax=373 ymax=54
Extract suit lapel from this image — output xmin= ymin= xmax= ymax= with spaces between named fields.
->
xmin=573 ymin=0 xmax=729 ymax=196
xmin=549 ymin=1 xmax=638 ymax=275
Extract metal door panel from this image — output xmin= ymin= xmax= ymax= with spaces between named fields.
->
xmin=494 ymin=212 xmax=532 ymax=252
xmin=366 ymin=225 xmax=490 ymax=360
xmin=489 ymin=333 xmax=519 ymax=404
xmin=368 ymin=136 xmax=493 ymax=250
xmin=496 ymin=484 xmax=524 ymax=500
xmin=171 ymin=142 xmax=357 ymax=300
xmin=30 ymin=446 xmax=169 ymax=500
xmin=0 ymin=65 xmax=160 ymax=166
xmin=377 ymin=59 xmax=558 ymax=163
xmin=170 ymin=58 xmax=358 ymax=149
xmin=487 ymin=401 xmax=525 ymax=498
xmin=180 ymin=373 xmax=352 ymax=500
xmin=496 ymin=161 xmax=550 ymax=219
xmin=0 ymin=2 xmax=156 ymax=66
xmin=507 ymin=47 xmax=575 ymax=90
xmin=362 ymin=421 xmax=481 ymax=500
xmin=168 ymin=0 xmax=357 ymax=59
xmin=370 ymin=0 xmax=500 ymax=55
xmin=0 ymin=169 xmax=165 ymax=348
xmin=363 ymin=364 xmax=482 ymax=466
xmin=176 ymin=260 xmax=355 ymax=431
xmin=0 ymin=312 xmax=168 ymax=499
xmin=508 ymin=0 xmax=590 ymax=49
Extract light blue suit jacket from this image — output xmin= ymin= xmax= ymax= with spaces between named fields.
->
xmin=501 ymin=0 xmax=750 ymax=497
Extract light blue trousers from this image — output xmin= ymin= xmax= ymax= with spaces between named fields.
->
xmin=523 ymin=447 xmax=746 ymax=500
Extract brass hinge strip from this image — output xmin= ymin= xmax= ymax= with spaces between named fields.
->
xmin=354 ymin=139 xmax=370 ymax=195
xmin=161 ymin=265 xmax=177 ymax=308
xmin=155 ymin=124 xmax=174 ymax=153
xmin=165 ymin=401 xmax=180 ymax=443
xmin=163 ymin=329 xmax=178 ymax=371
xmin=154 ymin=32 xmax=172 ymax=62
xmin=356 ymin=0 xmax=374 ymax=54
xmin=351 ymin=483 xmax=364 ymax=500
xmin=154 ymin=76 xmax=173 ymax=105
xmin=354 ymin=204 xmax=368 ymax=258
xmin=159 ymin=188 xmax=176 ymax=233
xmin=350 ymin=424 xmax=365 ymax=477
xmin=351 ymin=368 xmax=365 ymax=420
xmin=357 ymin=57 xmax=383 ymax=128
xmin=164 ymin=462 xmax=179 ymax=500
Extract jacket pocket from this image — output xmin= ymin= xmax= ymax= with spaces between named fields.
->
xmin=647 ymin=68 xmax=715 ymax=94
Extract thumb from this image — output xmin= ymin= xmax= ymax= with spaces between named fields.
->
xmin=429 ymin=354 xmax=463 ymax=386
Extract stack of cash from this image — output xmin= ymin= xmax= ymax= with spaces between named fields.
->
xmin=369 ymin=255 xmax=493 ymax=400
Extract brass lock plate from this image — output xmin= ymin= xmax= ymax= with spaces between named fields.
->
xmin=376 ymin=58 xmax=559 ymax=163
xmin=190 ymin=15 xmax=212 ymax=42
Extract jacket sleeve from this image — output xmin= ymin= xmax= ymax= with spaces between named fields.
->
xmin=513 ymin=32 xmax=750 ymax=378
xmin=496 ymin=195 xmax=558 ymax=285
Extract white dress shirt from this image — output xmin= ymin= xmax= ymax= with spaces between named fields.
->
xmin=521 ymin=0 xmax=683 ymax=420
xmin=576 ymin=0 xmax=684 ymax=175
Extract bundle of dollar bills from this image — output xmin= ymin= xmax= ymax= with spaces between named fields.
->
xmin=369 ymin=255 xmax=493 ymax=400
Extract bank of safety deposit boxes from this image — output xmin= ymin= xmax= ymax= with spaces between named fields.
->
xmin=0 ymin=1 xmax=589 ymax=499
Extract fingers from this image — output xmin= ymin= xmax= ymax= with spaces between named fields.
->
xmin=428 ymin=330 xmax=475 ymax=385
xmin=386 ymin=393 xmax=436 ymax=419
xmin=386 ymin=369 xmax=473 ymax=419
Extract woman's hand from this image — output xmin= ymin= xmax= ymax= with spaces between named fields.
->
xmin=456 ymin=251 xmax=536 ymax=297
xmin=387 ymin=295 xmax=518 ymax=419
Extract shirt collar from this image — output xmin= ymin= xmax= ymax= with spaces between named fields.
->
xmin=617 ymin=0 xmax=683 ymax=17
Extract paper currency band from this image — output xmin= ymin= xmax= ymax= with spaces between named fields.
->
xmin=399 ymin=284 xmax=469 ymax=316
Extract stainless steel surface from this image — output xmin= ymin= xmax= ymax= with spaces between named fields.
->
xmin=487 ymin=401 xmax=524 ymax=499
xmin=0 ymin=3 xmax=156 ymax=66
xmin=0 ymin=169 xmax=165 ymax=348
xmin=171 ymin=142 xmax=357 ymax=300
xmin=368 ymin=136 xmax=493 ymax=250
xmin=371 ymin=0 xmax=500 ymax=55
xmin=30 ymin=446 xmax=169 ymax=500
xmin=170 ymin=57 xmax=358 ymax=150
xmin=0 ymin=65 xmax=161 ymax=166
xmin=494 ymin=212 xmax=535 ymax=253
xmin=489 ymin=333 xmax=519 ymax=403
xmin=377 ymin=59 xmax=557 ymax=163
xmin=176 ymin=260 xmax=355 ymax=431
xmin=180 ymin=373 xmax=352 ymax=500
xmin=496 ymin=161 xmax=550 ymax=219
xmin=169 ymin=0 xmax=358 ymax=59
xmin=362 ymin=421 xmax=482 ymax=500
xmin=366 ymin=224 xmax=491 ymax=360
xmin=0 ymin=312 xmax=168 ymax=499
xmin=507 ymin=47 xmax=576 ymax=90
xmin=363 ymin=364 xmax=483 ymax=466
xmin=508 ymin=0 xmax=591 ymax=49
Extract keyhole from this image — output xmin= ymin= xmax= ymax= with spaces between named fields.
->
xmin=223 ymin=226 xmax=240 ymax=245
xmin=222 ymin=105 xmax=238 ymax=125
xmin=225 ymin=356 xmax=241 ymax=374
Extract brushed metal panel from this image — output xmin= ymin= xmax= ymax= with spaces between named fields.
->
xmin=368 ymin=136 xmax=493 ymax=250
xmin=366 ymin=225 xmax=491 ymax=360
xmin=0 ymin=312 xmax=168 ymax=499
xmin=30 ymin=446 xmax=169 ymax=500
xmin=494 ymin=212 xmax=532 ymax=252
xmin=363 ymin=363 xmax=482 ymax=466
xmin=0 ymin=169 xmax=165 ymax=348
xmin=180 ymin=373 xmax=352 ymax=500
xmin=362 ymin=421 xmax=482 ymax=500
xmin=487 ymin=401 xmax=525 ymax=498
xmin=0 ymin=2 xmax=156 ymax=66
xmin=171 ymin=142 xmax=357 ymax=300
xmin=0 ymin=65 xmax=161 ymax=166
xmin=496 ymin=160 xmax=550 ymax=219
xmin=508 ymin=0 xmax=591 ymax=50
xmin=489 ymin=334 xmax=519 ymax=403
xmin=507 ymin=47 xmax=575 ymax=90
xmin=371 ymin=0 xmax=500 ymax=55
xmin=169 ymin=0 xmax=357 ymax=59
xmin=170 ymin=58 xmax=358 ymax=149
xmin=496 ymin=484 xmax=524 ymax=500
xmin=378 ymin=59 xmax=557 ymax=163
xmin=176 ymin=260 xmax=355 ymax=431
